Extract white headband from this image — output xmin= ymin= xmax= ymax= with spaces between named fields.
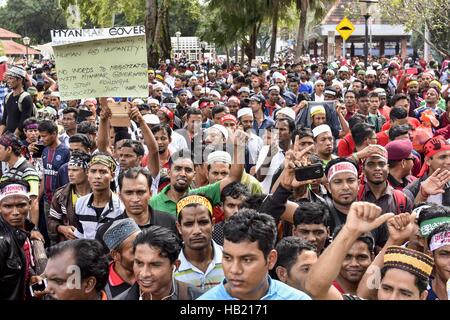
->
xmin=429 ymin=231 xmax=450 ymax=252
xmin=327 ymin=162 xmax=358 ymax=182
xmin=0 ymin=184 xmax=30 ymax=202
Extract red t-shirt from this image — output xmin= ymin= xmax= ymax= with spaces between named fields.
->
xmin=338 ymin=133 xmax=355 ymax=157
xmin=376 ymin=130 xmax=390 ymax=146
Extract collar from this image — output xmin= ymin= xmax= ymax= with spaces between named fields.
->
xmin=122 ymin=205 xmax=154 ymax=228
xmin=221 ymin=275 xmax=273 ymax=300
xmin=363 ymin=181 xmax=393 ymax=197
xmin=177 ymin=240 xmax=222 ymax=273
xmin=11 ymin=156 xmax=27 ymax=169
xmin=86 ymin=192 xmax=116 ymax=215
xmin=387 ymin=174 xmax=408 ymax=188
xmin=108 ymin=262 xmax=126 ymax=287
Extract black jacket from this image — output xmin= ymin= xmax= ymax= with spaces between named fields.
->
xmin=0 ymin=217 xmax=32 ymax=300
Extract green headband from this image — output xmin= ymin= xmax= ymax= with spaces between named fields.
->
xmin=419 ymin=217 xmax=450 ymax=237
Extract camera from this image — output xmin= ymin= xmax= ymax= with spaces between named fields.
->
xmin=295 ymin=163 xmax=324 ymax=182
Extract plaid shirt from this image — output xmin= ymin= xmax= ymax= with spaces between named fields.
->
xmin=0 ymin=84 xmax=10 ymax=121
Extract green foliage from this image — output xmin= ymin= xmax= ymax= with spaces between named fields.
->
xmin=0 ymin=0 xmax=67 ymax=44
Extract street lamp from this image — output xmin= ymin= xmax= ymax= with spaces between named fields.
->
xmin=359 ymin=0 xmax=378 ymax=68
xmin=23 ymin=36 xmax=30 ymax=66
xmin=175 ymin=31 xmax=181 ymax=59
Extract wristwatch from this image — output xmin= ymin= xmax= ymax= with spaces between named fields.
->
xmin=32 ymin=226 xmax=39 ymax=232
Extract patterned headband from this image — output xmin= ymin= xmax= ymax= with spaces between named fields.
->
xmin=176 ymin=195 xmax=213 ymax=216
xmin=89 ymin=154 xmax=117 ymax=173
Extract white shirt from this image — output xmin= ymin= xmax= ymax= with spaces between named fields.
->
xmin=247 ymin=133 xmax=264 ymax=165
xmin=169 ymin=130 xmax=188 ymax=153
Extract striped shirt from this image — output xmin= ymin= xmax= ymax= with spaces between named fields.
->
xmin=174 ymin=240 xmax=224 ymax=291
xmin=74 ymin=192 xmax=124 ymax=240
xmin=0 ymin=157 xmax=40 ymax=196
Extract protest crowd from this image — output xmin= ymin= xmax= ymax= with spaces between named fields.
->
xmin=1 ymin=48 xmax=450 ymax=301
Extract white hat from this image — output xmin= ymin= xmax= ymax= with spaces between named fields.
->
xmin=338 ymin=66 xmax=349 ymax=72
xmin=237 ymin=107 xmax=253 ymax=119
xmin=143 ymin=114 xmax=160 ymax=125
xmin=366 ymin=70 xmax=377 ymax=76
xmin=147 ymin=98 xmax=160 ymax=106
xmin=207 ymin=124 xmax=229 ymax=140
xmin=268 ymin=85 xmax=280 ymax=93
xmin=314 ymin=80 xmax=325 ymax=86
xmin=50 ymin=91 xmax=60 ymax=98
xmin=312 ymin=124 xmax=332 ymax=138
xmin=208 ymin=69 xmax=217 ymax=74
xmin=238 ymin=87 xmax=251 ymax=94
xmin=0 ymin=56 xmax=8 ymax=63
xmin=272 ymin=72 xmax=286 ymax=82
xmin=276 ymin=107 xmax=295 ymax=121
xmin=189 ymin=75 xmax=197 ymax=81
xmin=207 ymin=151 xmax=232 ymax=165
xmin=326 ymin=69 xmax=335 ymax=75
xmin=152 ymin=82 xmax=164 ymax=90
xmin=132 ymin=98 xmax=144 ymax=105
xmin=209 ymin=90 xmax=221 ymax=98
xmin=374 ymin=88 xmax=387 ymax=96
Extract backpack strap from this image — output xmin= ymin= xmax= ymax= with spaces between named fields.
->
xmin=392 ymin=189 xmax=406 ymax=214
xmin=17 ymin=91 xmax=30 ymax=113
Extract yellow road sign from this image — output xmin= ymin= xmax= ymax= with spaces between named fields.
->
xmin=336 ymin=17 xmax=355 ymax=41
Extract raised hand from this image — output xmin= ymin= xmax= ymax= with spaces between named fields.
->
xmin=420 ymin=168 xmax=450 ymax=196
xmin=344 ymin=202 xmax=394 ymax=235
xmin=387 ymin=212 xmax=416 ymax=245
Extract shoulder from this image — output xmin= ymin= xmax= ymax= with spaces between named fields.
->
xmin=196 ymin=284 xmax=227 ymax=300
xmin=269 ymin=279 xmax=311 ymax=300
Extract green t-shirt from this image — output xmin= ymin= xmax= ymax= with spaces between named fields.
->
xmin=149 ymin=181 xmax=221 ymax=216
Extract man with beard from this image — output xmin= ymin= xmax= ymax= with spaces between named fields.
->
xmin=344 ymin=90 xmax=358 ymax=121
xmin=359 ymin=148 xmax=414 ymax=214
xmin=237 ymin=108 xmax=263 ymax=168
xmin=407 ymin=80 xmax=423 ymax=116
xmin=115 ymin=225 xmax=202 ymax=300
xmin=103 ymin=218 xmax=141 ymax=299
xmin=364 ymin=70 xmax=377 ymax=92
xmin=150 ymin=131 xmax=245 ymax=216
xmin=323 ymin=158 xmax=388 ymax=248
xmin=43 ymin=239 xmax=109 ymax=300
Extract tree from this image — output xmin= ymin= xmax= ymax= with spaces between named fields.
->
xmin=377 ymin=0 xmax=450 ymax=58
xmin=0 ymin=0 xmax=67 ymax=44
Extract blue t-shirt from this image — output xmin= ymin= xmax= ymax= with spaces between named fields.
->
xmin=197 ymin=276 xmax=311 ymax=300
xmin=42 ymin=143 xmax=70 ymax=202
xmin=299 ymin=82 xmax=313 ymax=95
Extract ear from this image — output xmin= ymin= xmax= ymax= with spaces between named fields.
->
xmin=267 ymin=249 xmax=278 ymax=270
xmin=110 ymin=249 xmax=121 ymax=263
xmin=176 ymin=220 xmax=182 ymax=235
xmin=83 ymin=276 xmax=97 ymax=294
xmin=420 ymin=290 xmax=428 ymax=300
xmin=275 ymin=266 xmax=288 ymax=283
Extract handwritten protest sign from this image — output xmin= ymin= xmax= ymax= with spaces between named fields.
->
xmin=53 ymin=35 xmax=148 ymax=100
xmin=51 ymin=26 xmax=145 ymax=45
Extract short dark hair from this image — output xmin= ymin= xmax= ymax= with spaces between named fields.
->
xmin=273 ymin=236 xmax=317 ymax=278
xmin=187 ymin=107 xmax=202 ymax=119
xmin=357 ymin=90 xmax=369 ymax=100
xmin=276 ymin=117 xmax=295 ymax=134
xmin=223 ymin=209 xmax=277 ymax=258
xmin=389 ymin=107 xmax=408 ymax=121
xmin=344 ymin=90 xmax=356 ymax=98
xmin=212 ymin=105 xmax=227 ymax=119
xmin=0 ymin=133 xmax=23 ymax=156
xmin=220 ymin=182 xmax=249 ymax=203
xmin=69 ymin=133 xmax=92 ymax=150
xmin=77 ymin=121 xmax=97 ymax=135
xmin=391 ymin=94 xmax=409 ymax=106
xmin=388 ymin=124 xmax=411 ymax=141
xmin=368 ymin=92 xmax=379 ymax=99
xmin=118 ymin=167 xmax=153 ymax=191
xmin=46 ymin=239 xmax=108 ymax=293
xmin=133 ymin=225 xmax=181 ymax=264
xmin=348 ymin=114 xmax=367 ymax=130
xmin=293 ymin=202 xmax=329 ymax=226
xmin=38 ymin=119 xmax=58 ymax=134
xmin=120 ymin=139 xmax=144 ymax=157
xmin=151 ymin=124 xmax=172 ymax=139
xmin=380 ymin=266 xmax=428 ymax=294
xmin=291 ymin=125 xmax=313 ymax=144
xmin=62 ymin=107 xmax=78 ymax=119
xmin=351 ymin=122 xmax=375 ymax=146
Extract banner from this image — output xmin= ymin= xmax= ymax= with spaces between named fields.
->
xmin=53 ymin=35 xmax=148 ymax=100
xmin=50 ymin=26 xmax=146 ymax=45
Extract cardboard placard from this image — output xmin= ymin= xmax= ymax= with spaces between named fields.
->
xmin=108 ymin=101 xmax=131 ymax=127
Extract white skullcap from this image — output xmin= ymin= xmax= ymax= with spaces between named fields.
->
xmin=276 ymin=107 xmax=295 ymax=121
xmin=143 ymin=114 xmax=160 ymax=125
xmin=312 ymin=124 xmax=332 ymax=138
xmin=189 ymin=75 xmax=198 ymax=81
xmin=314 ymin=80 xmax=325 ymax=86
xmin=50 ymin=91 xmax=60 ymax=98
xmin=332 ymin=80 xmax=343 ymax=90
xmin=237 ymin=107 xmax=253 ymax=119
xmin=268 ymin=85 xmax=280 ymax=93
xmin=152 ymin=82 xmax=164 ymax=90
xmin=326 ymin=69 xmax=335 ymax=75
xmin=238 ymin=87 xmax=251 ymax=94
xmin=132 ymin=98 xmax=144 ymax=105
xmin=366 ymin=70 xmax=377 ymax=76
xmin=338 ymin=66 xmax=349 ymax=72
xmin=207 ymin=124 xmax=229 ymax=141
xmin=209 ymin=90 xmax=221 ymax=98
xmin=147 ymin=98 xmax=160 ymax=105
xmin=272 ymin=72 xmax=286 ymax=82
xmin=207 ymin=151 xmax=232 ymax=165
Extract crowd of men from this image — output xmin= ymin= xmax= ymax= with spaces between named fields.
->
xmin=0 ymin=52 xmax=450 ymax=301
